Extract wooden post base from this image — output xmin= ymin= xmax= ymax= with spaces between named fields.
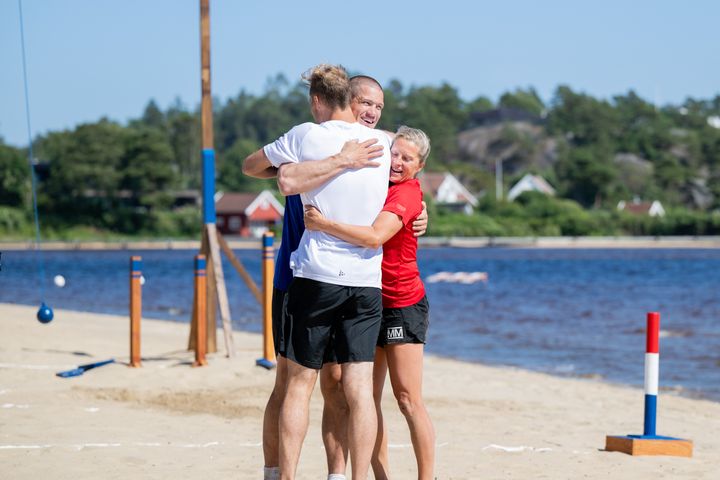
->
xmin=605 ymin=435 xmax=693 ymax=457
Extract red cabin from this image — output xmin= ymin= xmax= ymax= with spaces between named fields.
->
xmin=215 ymin=190 xmax=284 ymax=237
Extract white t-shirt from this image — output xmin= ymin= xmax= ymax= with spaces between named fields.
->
xmin=264 ymin=120 xmax=391 ymax=288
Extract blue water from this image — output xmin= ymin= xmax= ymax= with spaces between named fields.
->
xmin=2 ymin=248 xmax=719 ymax=401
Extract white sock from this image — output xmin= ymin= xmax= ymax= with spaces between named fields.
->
xmin=327 ymin=474 xmax=347 ymax=480
xmin=263 ymin=466 xmax=280 ymax=480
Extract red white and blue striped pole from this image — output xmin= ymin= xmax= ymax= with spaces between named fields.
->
xmin=643 ymin=312 xmax=660 ymax=437
xmin=605 ymin=311 xmax=693 ymax=456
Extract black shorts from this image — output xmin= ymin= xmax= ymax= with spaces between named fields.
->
xmin=285 ymin=277 xmax=382 ymax=369
xmin=271 ymin=288 xmax=288 ymax=356
xmin=377 ymin=295 xmax=430 ymax=346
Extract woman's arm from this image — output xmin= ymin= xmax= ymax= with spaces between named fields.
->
xmin=304 ymin=206 xmax=403 ymax=249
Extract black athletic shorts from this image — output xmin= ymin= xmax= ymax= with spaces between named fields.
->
xmin=377 ymin=295 xmax=430 ymax=346
xmin=285 ymin=277 xmax=382 ymax=369
xmin=271 ymin=288 xmax=287 ymax=356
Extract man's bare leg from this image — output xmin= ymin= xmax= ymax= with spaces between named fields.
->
xmin=371 ymin=347 xmax=390 ymax=480
xmin=263 ymin=355 xmax=288 ymax=478
xmin=341 ymin=361 xmax=377 ymax=479
xmin=320 ymin=363 xmax=349 ymax=477
xmin=387 ymin=344 xmax=435 ymax=480
xmin=279 ymin=359 xmax=319 ymax=480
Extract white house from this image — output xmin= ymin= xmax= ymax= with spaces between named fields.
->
xmin=419 ymin=172 xmax=479 ymax=215
xmin=617 ymin=199 xmax=666 ymax=217
xmin=507 ymin=174 xmax=556 ymax=201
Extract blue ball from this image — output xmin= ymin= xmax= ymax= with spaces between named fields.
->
xmin=37 ymin=303 xmax=54 ymax=324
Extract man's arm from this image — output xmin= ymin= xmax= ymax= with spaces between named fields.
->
xmin=276 ymin=139 xmax=383 ymax=196
xmin=242 ymin=149 xmax=278 ymax=179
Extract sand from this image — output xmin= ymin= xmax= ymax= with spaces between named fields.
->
xmin=1 ymin=302 xmax=718 ymax=479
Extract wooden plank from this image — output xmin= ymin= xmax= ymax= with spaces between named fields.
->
xmin=217 ymin=232 xmax=262 ymax=304
xmin=205 ymin=241 xmax=218 ymax=354
xmin=207 ymin=224 xmax=235 ymax=357
xmin=605 ymin=436 xmax=693 ymax=457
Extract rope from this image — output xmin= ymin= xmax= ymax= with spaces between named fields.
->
xmin=18 ymin=0 xmax=46 ymax=303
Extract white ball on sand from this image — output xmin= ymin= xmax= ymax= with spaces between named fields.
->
xmin=53 ymin=274 xmax=66 ymax=288
xmin=140 ymin=275 xmax=146 ymax=286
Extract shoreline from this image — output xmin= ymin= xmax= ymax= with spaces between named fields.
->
xmin=1 ymin=303 xmax=719 ymax=478
xmin=3 ymin=235 xmax=720 ymax=250
xmin=4 ymin=299 xmax=717 ymax=404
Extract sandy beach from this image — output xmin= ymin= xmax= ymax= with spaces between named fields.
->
xmin=1 ymin=303 xmax=718 ymax=479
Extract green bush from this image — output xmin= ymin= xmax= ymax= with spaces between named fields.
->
xmin=0 ymin=207 xmax=30 ymax=237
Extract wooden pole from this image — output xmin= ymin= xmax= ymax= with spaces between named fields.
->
xmin=256 ymin=232 xmax=276 ymax=369
xmin=217 ymin=231 xmax=263 ymax=304
xmin=193 ymin=255 xmax=208 ymax=367
xmin=129 ymin=256 xmax=142 ymax=368
xmin=196 ymin=0 xmax=234 ymax=357
xmin=200 ymin=0 xmax=213 ymax=150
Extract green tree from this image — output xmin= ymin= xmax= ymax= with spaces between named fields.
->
xmin=37 ymin=119 xmax=127 ymax=224
xmin=0 ymin=141 xmax=29 ymax=207
xmin=499 ymin=87 xmax=544 ymax=116
xmin=120 ymin=126 xmax=176 ymax=210
xmin=217 ymin=138 xmax=274 ymax=192
xmin=166 ymin=102 xmax=201 ymax=189
xmin=554 ymin=146 xmax=617 ymax=207
xmin=402 ymin=83 xmax=467 ymax=165
xmin=548 ymin=85 xmax=618 ymax=150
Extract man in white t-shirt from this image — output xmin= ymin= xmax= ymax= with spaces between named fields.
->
xmin=245 ymin=64 xmax=390 ymax=480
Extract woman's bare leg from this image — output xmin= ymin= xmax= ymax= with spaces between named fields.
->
xmin=386 ymin=343 xmax=435 ymax=480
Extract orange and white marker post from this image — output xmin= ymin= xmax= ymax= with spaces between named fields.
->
xmin=129 ymin=256 xmax=142 ymax=368
xmin=193 ymin=255 xmax=208 ymax=367
xmin=256 ymin=232 xmax=276 ymax=369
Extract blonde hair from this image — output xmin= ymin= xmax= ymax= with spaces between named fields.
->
xmin=302 ymin=64 xmax=350 ymax=110
xmin=394 ymin=126 xmax=431 ymax=164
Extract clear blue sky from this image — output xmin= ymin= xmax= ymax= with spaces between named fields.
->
xmin=2 ymin=0 xmax=718 ymax=147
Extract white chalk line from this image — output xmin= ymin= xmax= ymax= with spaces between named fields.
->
xmin=2 ymin=441 xmax=451 ymax=452
xmin=0 ymin=441 xmax=261 ymax=451
xmin=2 ymin=403 xmax=30 ymax=409
xmin=388 ymin=441 xmax=449 ymax=449
xmin=481 ymin=444 xmax=552 ymax=453
xmin=0 ymin=363 xmax=74 ymax=370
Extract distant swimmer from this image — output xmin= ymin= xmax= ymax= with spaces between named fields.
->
xmin=425 ymin=271 xmax=488 ymax=284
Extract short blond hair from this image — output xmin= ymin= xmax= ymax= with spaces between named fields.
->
xmin=302 ymin=64 xmax=350 ymax=110
xmin=394 ymin=126 xmax=431 ymax=164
